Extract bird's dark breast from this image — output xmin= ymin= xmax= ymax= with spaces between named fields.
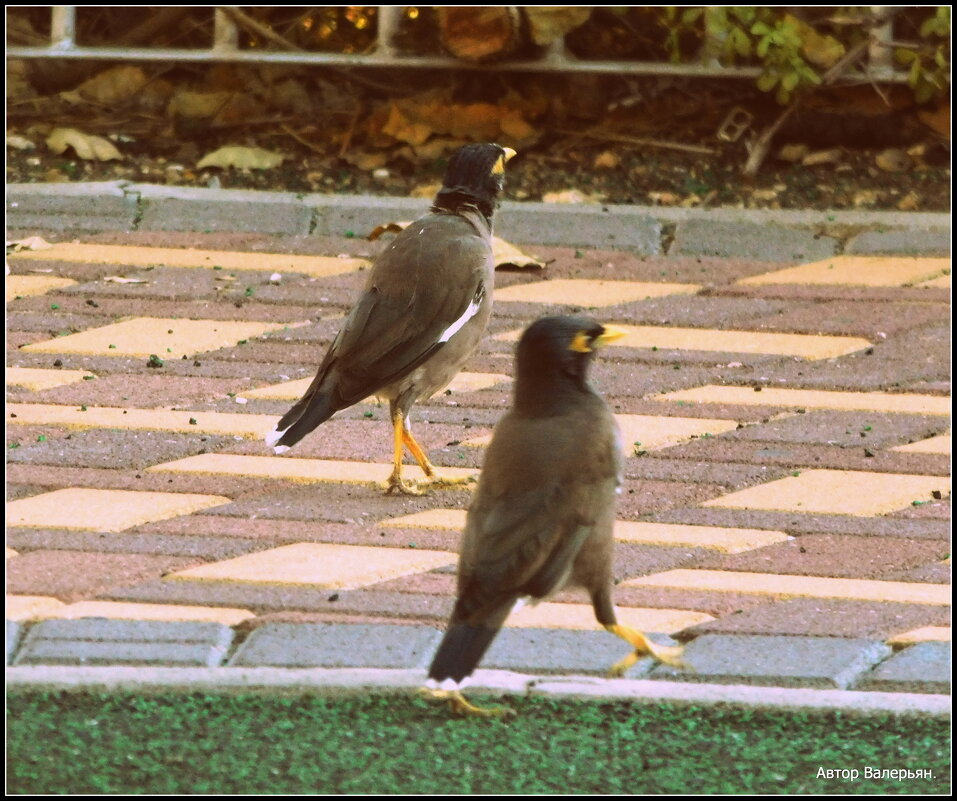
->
xmin=482 ymin=400 xmax=619 ymax=493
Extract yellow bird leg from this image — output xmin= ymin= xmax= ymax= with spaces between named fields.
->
xmin=401 ymin=420 xmax=477 ymax=490
xmin=605 ymin=623 xmax=688 ymax=677
xmin=419 ymin=687 xmax=515 ymax=719
xmin=381 ymin=410 xmax=425 ymax=496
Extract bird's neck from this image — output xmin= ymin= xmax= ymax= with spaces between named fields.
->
xmin=513 ymin=368 xmax=591 ymax=417
xmin=431 ymin=194 xmax=494 ymax=224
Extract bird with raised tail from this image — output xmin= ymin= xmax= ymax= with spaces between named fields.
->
xmin=423 ymin=316 xmax=687 ymax=717
xmin=266 ymin=143 xmax=516 ymax=495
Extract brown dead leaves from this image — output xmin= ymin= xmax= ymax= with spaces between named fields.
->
xmin=370 ymin=88 xmax=543 ymax=151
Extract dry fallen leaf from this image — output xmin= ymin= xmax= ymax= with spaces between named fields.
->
xmin=103 ymin=275 xmax=149 ymax=284
xmin=6 ymin=134 xmax=35 ymax=151
xmin=367 ymin=222 xmax=410 ymax=241
xmin=46 ymin=128 xmax=123 ymax=161
xmin=168 ymin=90 xmax=235 ymax=119
xmin=369 ymin=221 xmax=544 ymax=270
xmin=342 ymin=150 xmax=390 ymax=171
xmin=60 ymin=65 xmax=149 ymax=106
xmin=491 ymin=237 xmax=545 ymax=270
xmin=381 ymin=103 xmax=434 ymax=147
xmin=197 ymin=146 xmax=285 ymax=170
xmin=897 ymin=191 xmax=921 ymax=211
xmin=542 ymin=189 xmax=604 ymax=204
xmin=7 ymin=236 xmax=53 ymax=252
xmin=375 ymin=89 xmax=538 ymax=149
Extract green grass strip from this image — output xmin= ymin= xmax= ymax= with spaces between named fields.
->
xmin=7 ymin=691 xmax=950 ymax=794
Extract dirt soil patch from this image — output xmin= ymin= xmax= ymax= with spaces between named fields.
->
xmin=7 ymin=65 xmax=950 ymax=213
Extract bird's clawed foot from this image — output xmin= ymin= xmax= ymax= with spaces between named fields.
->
xmin=381 ymin=471 xmax=477 ymax=496
xmin=605 ymin=624 xmax=690 ymax=677
xmin=381 ymin=471 xmax=427 ymax=496
xmin=419 ymin=687 xmax=516 ymax=719
xmin=423 ymin=472 xmax=478 ymax=491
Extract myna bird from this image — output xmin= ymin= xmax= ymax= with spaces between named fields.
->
xmin=424 ymin=316 xmax=686 ymax=716
xmin=266 ymin=143 xmax=515 ymax=495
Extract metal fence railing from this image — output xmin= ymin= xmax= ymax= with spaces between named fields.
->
xmin=7 ymin=6 xmax=904 ymax=81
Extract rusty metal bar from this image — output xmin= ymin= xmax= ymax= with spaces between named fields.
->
xmin=7 ymin=6 xmax=909 ymax=82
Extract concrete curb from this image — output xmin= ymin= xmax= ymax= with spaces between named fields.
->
xmin=6 ymin=182 xmax=951 ymax=258
xmin=7 ymin=665 xmax=950 ymax=718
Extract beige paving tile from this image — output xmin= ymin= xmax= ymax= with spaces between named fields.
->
xmin=702 ymin=469 xmax=950 ymax=516
xmin=6 ymin=366 xmax=96 ymax=391
xmin=8 ymin=242 xmax=370 ymax=277
xmin=495 ymin=279 xmax=700 ymax=306
xmin=464 ymin=413 xmax=738 ymax=450
xmin=654 ymin=385 xmax=952 ymax=416
xmin=243 ymin=371 xmax=511 ymax=401
xmin=7 ymin=403 xmax=280 ymax=439
xmin=916 ymin=273 xmax=951 ymax=289
xmin=380 ymin=511 xmax=787 ymax=555
xmin=6 ymin=274 xmax=76 ymax=297
xmin=380 ymin=508 xmax=468 ymax=530
xmin=167 ymin=542 xmax=455 ymax=589
xmin=737 ymin=256 xmax=950 ymax=287
xmin=6 ymin=595 xmax=66 ymax=621
xmin=616 ymin=414 xmax=738 ymax=451
xmin=623 ymin=569 xmax=951 ymax=605
xmin=613 ymin=521 xmax=790 ymax=553
xmin=430 ymin=371 xmax=512 ymax=395
xmin=892 ymin=432 xmax=951 ymax=455
xmin=51 ymin=601 xmax=255 ymax=625
xmin=148 ymin=453 xmax=476 ymax=487
xmin=21 ymin=317 xmax=293 ymax=359
xmin=6 ymin=487 xmax=231 ymax=532
xmin=887 ymin=626 xmax=951 ymax=647
xmin=497 ymin=325 xmax=870 ymax=360
xmin=503 ymin=601 xmax=713 ymax=632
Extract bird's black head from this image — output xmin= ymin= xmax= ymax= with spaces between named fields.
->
xmin=514 ymin=315 xmax=625 ymax=414
xmin=433 ymin=143 xmax=516 ymax=222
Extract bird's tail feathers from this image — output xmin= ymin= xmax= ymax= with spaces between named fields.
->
xmin=266 ymin=387 xmax=338 ymax=452
xmin=427 ymin=623 xmax=500 ymax=684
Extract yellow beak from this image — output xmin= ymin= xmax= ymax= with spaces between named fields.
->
xmin=592 ymin=325 xmax=627 ymax=349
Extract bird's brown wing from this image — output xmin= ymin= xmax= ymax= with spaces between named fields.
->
xmin=322 ymin=212 xmax=492 ymax=405
xmin=454 ymin=406 xmax=620 ymax=624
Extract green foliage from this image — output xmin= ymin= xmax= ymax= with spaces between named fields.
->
xmin=7 ymin=691 xmax=952 ymax=795
xmin=661 ymin=7 xmax=950 ymax=105
xmin=895 ymin=7 xmax=951 ymax=103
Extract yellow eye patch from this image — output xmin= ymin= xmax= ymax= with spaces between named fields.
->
xmin=569 ymin=331 xmax=592 ymax=353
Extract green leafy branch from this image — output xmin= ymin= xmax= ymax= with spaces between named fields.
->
xmin=660 ymin=6 xmax=949 ymax=105
xmin=894 ymin=7 xmax=950 ymax=103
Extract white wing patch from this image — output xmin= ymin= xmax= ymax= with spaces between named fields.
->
xmin=438 ymin=296 xmax=482 ymax=343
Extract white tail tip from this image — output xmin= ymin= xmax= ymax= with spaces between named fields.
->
xmin=265 ymin=426 xmax=288 ymax=448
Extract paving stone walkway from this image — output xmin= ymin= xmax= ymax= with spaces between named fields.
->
xmin=5 ymin=198 xmax=951 ymax=706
